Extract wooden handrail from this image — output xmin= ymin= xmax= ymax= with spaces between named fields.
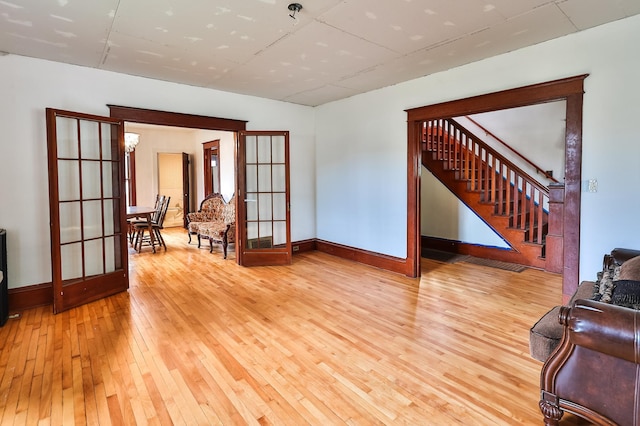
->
xmin=464 ymin=116 xmax=559 ymax=183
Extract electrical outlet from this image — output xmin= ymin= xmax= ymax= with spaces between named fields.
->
xmin=293 ymin=245 xmax=300 ymax=252
xmin=588 ymin=179 xmax=598 ymax=193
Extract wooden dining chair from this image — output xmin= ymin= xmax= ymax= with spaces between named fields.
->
xmin=133 ymin=195 xmax=170 ymax=252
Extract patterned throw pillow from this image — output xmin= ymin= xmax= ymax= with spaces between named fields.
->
xmin=593 ymin=266 xmax=620 ymax=303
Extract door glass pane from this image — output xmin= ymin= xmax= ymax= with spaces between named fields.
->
xmin=259 ymin=221 xmax=273 ymax=248
xmin=83 ymin=200 xmax=103 ymax=240
xmin=257 ymin=136 xmax=271 ymax=163
xmin=105 ymin=236 xmax=115 ymax=273
xmin=56 ymin=117 xmax=78 ymax=159
xmin=274 ymin=221 xmax=286 ymax=246
xmin=61 ymin=242 xmax=82 ymax=281
xmin=82 ymin=161 xmax=102 ymax=199
xmin=58 ymin=160 xmax=80 ymax=201
xmin=101 ymin=122 xmax=113 ymax=161
xmin=111 ymin=200 xmax=122 ymax=234
xmin=272 ymin=136 xmax=285 ymax=163
xmin=246 ymin=135 xmax=257 ymax=163
xmin=60 ymin=202 xmax=81 ymax=243
xmin=102 ymin=162 xmax=114 ymax=198
xmin=246 ymin=221 xmax=258 ymax=240
xmin=246 ymin=193 xmax=258 ymax=221
xmin=103 ymin=200 xmax=114 ymax=236
xmin=258 ymin=165 xmax=272 ymax=192
xmin=272 ymin=164 xmax=286 ymax=192
xmin=80 ymin=120 xmax=100 ymax=160
xmin=273 ymin=193 xmax=286 ymax=221
xmin=84 ymin=239 xmax=104 ymax=276
xmin=258 ymin=194 xmax=272 ymax=220
xmin=246 ymin=165 xmax=257 ymax=192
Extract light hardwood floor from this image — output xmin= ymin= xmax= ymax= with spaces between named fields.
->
xmin=0 ymin=229 xmax=584 ymax=425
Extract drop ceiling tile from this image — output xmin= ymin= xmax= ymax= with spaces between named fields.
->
xmin=235 ymin=21 xmax=399 ymax=82
xmin=318 ymin=0 xmax=506 ymax=55
xmin=558 ymin=0 xmax=640 ymax=30
xmin=478 ymin=0 xmax=555 ymax=19
xmin=336 ymin=3 xmax=576 ymax=94
xmin=111 ymin=0 xmax=345 ymax=65
xmin=283 ymin=84 xmax=361 ymax=106
xmin=0 ymin=0 xmax=118 ymax=66
xmin=102 ymin=32 xmax=240 ymax=87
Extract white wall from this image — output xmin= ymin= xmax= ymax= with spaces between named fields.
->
xmin=0 ymin=56 xmax=315 ymax=289
xmin=316 ymin=14 xmax=640 ymax=281
xmin=421 ymin=169 xmax=510 ymax=249
xmin=2 ymin=14 xmax=639 ymax=290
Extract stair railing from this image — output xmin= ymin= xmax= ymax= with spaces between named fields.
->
xmin=423 ymin=118 xmax=549 ymax=246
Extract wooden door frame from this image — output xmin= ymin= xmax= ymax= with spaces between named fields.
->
xmin=202 ymin=139 xmax=221 ymax=197
xmin=108 ymin=105 xmax=246 ymax=218
xmin=405 ymin=75 xmax=588 ymax=300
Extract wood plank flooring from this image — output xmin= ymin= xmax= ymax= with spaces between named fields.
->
xmin=0 ymin=229 xmax=583 ymax=425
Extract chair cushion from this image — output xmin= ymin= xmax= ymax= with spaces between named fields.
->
xmin=529 ymin=306 xmax=563 ymax=362
xmin=199 ymin=222 xmax=228 ymax=241
xmin=529 ymin=281 xmax=595 ymax=362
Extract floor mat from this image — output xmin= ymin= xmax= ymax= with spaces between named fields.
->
xmin=422 ymin=249 xmax=470 ymax=264
xmin=462 ymin=256 xmax=527 ymax=272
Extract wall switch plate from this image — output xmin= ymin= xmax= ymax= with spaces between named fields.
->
xmin=588 ymin=179 xmax=598 ymax=193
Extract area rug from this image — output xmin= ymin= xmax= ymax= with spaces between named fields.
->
xmin=462 ymin=256 xmax=528 ymax=272
xmin=422 ymin=249 xmax=470 ymax=264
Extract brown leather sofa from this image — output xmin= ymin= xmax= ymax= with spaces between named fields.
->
xmin=538 ymin=248 xmax=640 ymax=425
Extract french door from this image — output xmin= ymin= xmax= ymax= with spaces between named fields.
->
xmin=236 ymin=131 xmax=291 ymax=266
xmin=46 ymin=108 xmax=128 ymax=313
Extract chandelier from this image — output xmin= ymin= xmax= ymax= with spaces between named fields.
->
xmin=124 ymin=132 xmax=140 ymax=153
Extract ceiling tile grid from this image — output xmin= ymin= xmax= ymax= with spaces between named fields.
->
xmin=1 ymin=0 xmax=638 ymax=106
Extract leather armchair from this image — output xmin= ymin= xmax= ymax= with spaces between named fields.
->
xmin=540 ymin=296 xmax=640 ymax=425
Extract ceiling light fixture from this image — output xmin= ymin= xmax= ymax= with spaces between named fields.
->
xmin=288 ymin=3 xmax=302 ymax=20
xmin=124 ymin=132 xmax=140 ymax=153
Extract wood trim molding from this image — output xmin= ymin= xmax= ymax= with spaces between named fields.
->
xmin=315 ymin=240 xmax=410 ymax=275
xmin=8 ymin=282 xmax=52 ymax=312
xmin=108 ymin=105 xmax=248 ymax=131
xmin=421 ymin=236 xmax=536 ymax=266
xmin=405 ymin=74 xmax=588 ymax=120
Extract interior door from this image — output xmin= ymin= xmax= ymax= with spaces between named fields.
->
xmin=182 ymin=152 xmax=190 ymax=228
xmin=46 ymin=108 xmax=128 ymax=314
xmin=236 ymin=131 xmax=291 ymax=266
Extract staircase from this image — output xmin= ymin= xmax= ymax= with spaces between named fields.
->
xmin=422 ymin=118 xmax=550 ymax=269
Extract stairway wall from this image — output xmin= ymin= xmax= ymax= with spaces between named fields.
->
xmin=421 ymin=168 xmax=509 ymax=249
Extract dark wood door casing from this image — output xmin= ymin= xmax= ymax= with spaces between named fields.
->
xmin=405 ymin=75 xmax=588 ymax=300
xmin=203 ymin=139 xmax=221 ymax=198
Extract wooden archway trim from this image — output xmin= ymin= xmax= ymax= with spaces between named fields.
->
xmin=405 ymin=74 xmax=588 ymax=301
xmin=107 ymin=105 xmax=247 ymax=131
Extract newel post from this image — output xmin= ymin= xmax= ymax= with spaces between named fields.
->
xmin=545 ymin=183 xmax=564 ymax=275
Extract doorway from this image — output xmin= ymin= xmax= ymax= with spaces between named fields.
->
xmin=157 ymin=152 xmax=188 ymax=228
xmin=406 ymin=75 xmax=587 ymax=300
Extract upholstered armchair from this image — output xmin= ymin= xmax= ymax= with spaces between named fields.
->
xmin=186 ymin=193 xmax=226 ymax=243
xmin=197 ymin=194 xmax=235 ymax=258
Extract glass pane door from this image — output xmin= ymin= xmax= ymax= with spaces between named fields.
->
xmin=237 ymin=131 xmax=291 ymax=266
xmin=46 ymin=108 xmax=128 ymax=313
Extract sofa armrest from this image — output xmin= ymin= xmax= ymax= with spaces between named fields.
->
xmin=562 ymin=299 xmax=640 ymax=364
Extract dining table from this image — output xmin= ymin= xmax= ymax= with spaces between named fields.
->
xmin=126 ymin=206 xmax=157 ymax=253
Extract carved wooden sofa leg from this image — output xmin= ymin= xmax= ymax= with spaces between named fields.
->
xmin=539 ymin=392 xmax=563 ymax=426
